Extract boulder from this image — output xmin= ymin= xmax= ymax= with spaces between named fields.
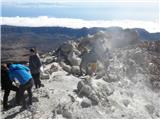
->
xmin=74 ymin=49 xmax=81 ymax=56
xmin=44 ymin=69 xmax=50 ymax=74
xmin=145 ymin=104 xmax=155 ymax=115
xmin=56 ymin=41 xmax=79 ymax=64
xmin=96 ymin=60 xmax=105 ymax=72
xmin=77 ymin=80 xmax=85 ymax=92
xmin=150 ymin=75 xmax=160 ymax=89
xmin=89 ymin=94 xmax=99 ymax=105
xmin=99 ymin=83 xmax=114 ymax=96
xmin=41 ymin=73 xmax=50 ymax=80
xmin=71 ymin=66 xmax=81 ymax=75
xmin=150 ymin=75 xmax=160 ymax=81
xmin=62 ymin=110 xmax=72 ymax=119
xmin=68 ymin=51 xmax=81 ymax=66
xmin=77 ymin=80 xmax=92 ymax=96
xmin=131 ymin=51 xmax=144 ymax=65
xmin=61 ymin=42 xmax=73 ymax=53
xmin=106 ymin=86 xmax=114 ymax=96
xmin=103 ymin=74 xmax=119 ymax=83
xmin=96 ymin=70 xmax=105 ymax=79
xmin=80 ymin=84 xmax=92 ymax=96
xmin=49 ymin=64 xmax=58 ymax=74
xmin=44 ymin=56 xmax=56 ymax=64
xmin=60 ymin=62 xmax=71 ymax=73
xmin=0 ymin=98 xmax=3 ymax=105
xmin=122 ymin=99 xmax=130 ymax=107
xmin=81 ymin=98 xmax=92 ymax=108
xmin=152 ymin=80 xmax=160 ymax=89
xmin=149 ymin=63 xmax=158 ymax=74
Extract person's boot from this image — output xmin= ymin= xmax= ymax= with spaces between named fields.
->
xmin=28 ymin=98 xmax=32 ymax=106
xmin=3 ymin=104 xmax=12 ymax=111
xmin=21 ymin=98 xmax=27 ymax=109
xmin=21 ymin=104 xmax=27 ymax=110
xmin=40 ymin=83 xmax=44 ymax=87
xmin=15 ymin=94 xmax=21 ymax=106
xmin=29 ymin=101 xmax=32 ymax=106
xmin=14 ymin=101 xmax=21 ymax=106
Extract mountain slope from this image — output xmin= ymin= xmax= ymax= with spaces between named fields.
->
xmin=1 ymin=35 xmax=160 ymax=119
xmin=1 ymin=25 xmax=160 ymax=62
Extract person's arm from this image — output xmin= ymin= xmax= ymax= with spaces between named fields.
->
xmin=8 ymin=71 xmax=20 ymax=87
xmin=8 ymin=71 xmax=16 ymax=82
xmin=35 ymin=55 xmax=42 ymax=68
xmin=1 ymin=75 xmax=5 ymax=90
xmin=18 ymin=64 xmax=30 ymax=71
xmin=22 ymin=65 xmax=30 ymax=71
xmin=8 ymin=71 xmax=13 ymax=81
xmin=21 ymin=65 xmax=31 ymax=74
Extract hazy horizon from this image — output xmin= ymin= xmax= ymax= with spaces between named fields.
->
xmin=1 ymin=0 xmax=159 ymax=21
xmin=1 ymin=0 xmax=160 ymax=32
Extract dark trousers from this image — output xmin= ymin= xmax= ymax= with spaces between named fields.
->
xmin=3 ymin=86 xmax=19 ymax=108
xmin=19 ymin=79 xmax=33 ymax=107
xmin=32 ymin=73 xmax=41 ymax=88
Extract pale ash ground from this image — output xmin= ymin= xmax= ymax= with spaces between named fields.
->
xmin=1 ymin=53 xmax=160 ymax=119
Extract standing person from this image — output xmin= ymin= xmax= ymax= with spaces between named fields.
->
xmin=1 ymin=64 xmax=20 ymax=110
xmin=7 ymin=63 xmax=33 ymax=109
xmin=29 ymin=48 xmax=43 ymax=88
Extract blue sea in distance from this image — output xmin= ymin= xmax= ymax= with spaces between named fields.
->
xmin=1 ymin=4 xmax=158 ymax=21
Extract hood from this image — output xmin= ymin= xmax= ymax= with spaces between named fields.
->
xmin=9 ymin=64 xmax=24 ymax=71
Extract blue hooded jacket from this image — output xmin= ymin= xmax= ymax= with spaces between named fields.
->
xmin=8 ymin=64 xmax=32 ymax=85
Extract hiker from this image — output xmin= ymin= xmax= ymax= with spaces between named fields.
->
xmin=29 ymin=48 xmax=43 ymax=88
xmin=1 ymin=64 xmax=20 ymax=110
xmin=80 ymin=47 xmax=98 ymax=76
xmin=7 ymin=63 xmax=33 ymax=109
xmin=88 ymin=62 xmax=97 ymax=76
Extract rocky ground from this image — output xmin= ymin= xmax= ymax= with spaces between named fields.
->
xmin=1 ymin=31 xmax=160 ymax=119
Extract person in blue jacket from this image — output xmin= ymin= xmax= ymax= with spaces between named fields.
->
xmin=7 ymin=63 xmax=33 ymax=109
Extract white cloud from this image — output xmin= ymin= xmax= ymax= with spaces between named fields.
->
xmin=2 ymin=0 xmax=158 ymax=7
xmin=1 ymin=16 xmax=160 ymax=33
xmin=2 ymin=0 xmax=158 ymax=3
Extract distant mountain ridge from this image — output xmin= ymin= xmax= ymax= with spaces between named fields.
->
xmin=1 ymin=25 xmax=101 ymax=38
xmin=1 ymin=25 xmax=160 ymax=62
xmin=133 ymin=28 xmax=160 ymax=41
xmin=2 ymin=25 xmax=160 ymax=40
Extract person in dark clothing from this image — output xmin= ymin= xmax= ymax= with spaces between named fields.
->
xmin=7 ymin=63 xmax=33 ymax=109
xmin=29 ymin=48 xmax=43 ymax=88
xmin=1 ymin=64 xmax=19 ymax=110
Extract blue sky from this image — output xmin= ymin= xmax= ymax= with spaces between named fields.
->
xmin=1 ymin=0 xmax=159 ymax=22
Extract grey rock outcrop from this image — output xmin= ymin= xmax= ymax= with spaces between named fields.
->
xmin=68 ymin=51 xmax=81 ymax=66
xmin=71 ymin=66 xmax=81 ymax=75
xmin=60 ymin=62 xmax=71 ymax=73
xmin=81 ymin=98 xmax=92 ymax=108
